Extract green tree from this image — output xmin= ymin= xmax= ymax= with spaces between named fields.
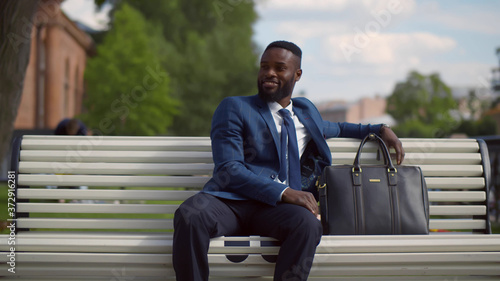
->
xmin=81 ymin=3 xmax=177 ymax=136
xmin=96 ymin=0 xmax=259 ymax=136
xmin=387 ymin=71 xmax=458 ymax=138
xmin=453 ymin=117 xmax=497 ymax=137
xmin=450 ymin=89 xmax=496 ymax=137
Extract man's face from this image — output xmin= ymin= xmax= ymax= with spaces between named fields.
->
xmin=258 ymin=48 xmax=302 ymax=103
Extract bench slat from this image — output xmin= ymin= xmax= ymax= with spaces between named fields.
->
xmin=23 ymin=136 xmax=479 ymax=153
xmin=418 ymin=165 xmax=482 ymax=177
xmin=0 ymin=263 xmax=168 ymax=278
xmin=15 ymin=218 xmax=484 ymax=231
xmin=22 ymin=135 xmax=210 ymax=140
xmin=16 ymin=189 xmax=487 ymax=206
xmin=2 ymin=278 xmax=498 ymax=281
xmin=4 ymin=234 xmax=499 ymax=254
xmin=19 ymin=162 xmax=214 ymax=175
xmin=18 ymin=203 xmax=486 ymax=217
xmin=16 ymin=188 xmax=487 ymax=204
xmin=429 ymin=219 xmax=486 ymax=230
xmin=20 ymin=150 xmax=213 ymax=163
xmin=333 ymin=152 xmax=481 ymax=165
xmin=18 ymin=152 xmax=483 ymax=166
xmin=17 ymin=174 xmax=486 ymax=190
xmin=17 ymin=189 xmax=198 ymax=200
xmin=428 ymin=191 xmax=485 ymax=202
xmin=330 ymin=163 xmax=483 ymax=177
xmin=5 ymin=252 xmax=499 ymax=265
xmin=17 ymin=203 xmax=180 ymax=214
xmin=425 ymin=177 xmax=484 ymax=189
xmin=0 ymin=255 xmax=498 ymax=278
xmin=16 ymin=218 xmax=173 ymax=230
xmin=21 ymin=138 xmax=212 ymax=151
xmin=429 ymin=205 xmax=486 ymax=216
xmin=328 ymin=139 xmax=479 ymax=153
xmin=18 ymin=174 xmax=210 ymax=188
xmin=19 ymin=161 xmax=483 ymax=177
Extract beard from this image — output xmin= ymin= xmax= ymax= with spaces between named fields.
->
xmin=258 ymin=76 xmax=295 ymax=103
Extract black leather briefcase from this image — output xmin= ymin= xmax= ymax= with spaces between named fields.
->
xmin=318 ymin=133 xmax=429 ymax=235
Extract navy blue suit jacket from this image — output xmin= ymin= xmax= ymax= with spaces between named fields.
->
xmin=202 ymin=95 xmax=382 ymax=206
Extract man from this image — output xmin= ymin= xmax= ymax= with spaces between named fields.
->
xmin=173 ymin=41 xmax=404 ymax=280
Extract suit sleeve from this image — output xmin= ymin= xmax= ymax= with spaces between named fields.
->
xmin=322 ymin=120 xmax=383 ymax=139
xmin=295 ymin=97 xmax=383 ymax=139
xmin=209 ymin=97 xmax=287 ymax=206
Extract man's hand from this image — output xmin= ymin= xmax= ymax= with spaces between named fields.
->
xmin=380 ymin=126 xmax=405 ymax=165
xmin=281 ymin=188 xmax=319 ymax=215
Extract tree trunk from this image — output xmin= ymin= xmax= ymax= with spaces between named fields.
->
xmin=0 ymin=0 xmax=40 ymax=168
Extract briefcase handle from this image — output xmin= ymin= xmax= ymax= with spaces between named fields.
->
xmin=353 ymin=133 xmax=396 ymax=172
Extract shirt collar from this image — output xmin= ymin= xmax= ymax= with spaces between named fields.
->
xmin=267 ymin=100 xmax=294 ymax=117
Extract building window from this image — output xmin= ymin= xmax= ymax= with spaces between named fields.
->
xmin=64 ymin=59 xmax=70 ymax=116
xmin=36 ymin=37 xmax=46 ymax=128
xmin=75 ymin=66 xmax=79 ymax=114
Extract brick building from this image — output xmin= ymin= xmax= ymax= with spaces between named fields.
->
xmin=14 ymin=0 xmax=95 ymax=130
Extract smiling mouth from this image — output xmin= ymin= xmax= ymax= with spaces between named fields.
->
xmin=262 ymin=81 xmax=279 ymax=87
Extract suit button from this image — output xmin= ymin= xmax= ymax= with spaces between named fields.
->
xmin=270 ymin=174 xmax=276 ymax=179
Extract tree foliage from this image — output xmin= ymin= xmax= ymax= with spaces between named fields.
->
xmin=386 ymin=71 xmax=458 ymax=138
xmin=81 ymin=3 xmax=177 ymax=136
xmin=452 ymin=116 xmax=497 ymax=137
xmin=93 ymin=0 xmax=259 ymax=136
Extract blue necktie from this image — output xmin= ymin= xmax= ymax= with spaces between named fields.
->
xmin=278 ymin=109 xmax=301 ymax=191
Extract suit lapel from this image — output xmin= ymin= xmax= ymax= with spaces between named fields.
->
xmin=254 ymin=95 xmax=281 ymax=160
xmin=293 ymin=104 xmax=331 ymax=162
xmin=293 ymin=107 xmax=322 ymax=144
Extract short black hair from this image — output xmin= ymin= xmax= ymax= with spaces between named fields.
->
xmin=265 ymin=40 xmax=302 ymax=61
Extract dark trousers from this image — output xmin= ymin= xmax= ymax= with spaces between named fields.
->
xmin=173 ymin=193 xmax=322 ymax=281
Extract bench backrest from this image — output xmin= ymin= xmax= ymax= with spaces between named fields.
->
xmin=11 ymin=135 xmax=492 ymax=234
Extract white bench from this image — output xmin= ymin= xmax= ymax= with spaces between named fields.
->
xmin=1 ymin=135 xmax=500 ymax=280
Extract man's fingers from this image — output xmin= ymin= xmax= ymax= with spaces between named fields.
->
xmin=395 ymin=142 xmax=405 ymax=165
xmin=306 ymin=193 xmax=319 ymax=215
xmin=282 ymin=189 xmax=318 ymax=215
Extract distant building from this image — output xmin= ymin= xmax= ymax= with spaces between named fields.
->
xmin=317 ymin=95 xmax=395 ymax=125
xmin=14 ymin=0 xmax=95 ymax=130
xmin=492 ymin=47 xmax=500 ymax=94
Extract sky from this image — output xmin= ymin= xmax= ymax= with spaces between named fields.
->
xmin=61 ymin=0 xmax=500 ymax=103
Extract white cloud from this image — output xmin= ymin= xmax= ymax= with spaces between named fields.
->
xmin=256 ymin=0 xmax=349 ymax=12
xmin=257 ymin=0 xmax=416 ymax=16
xmin=61 ymin=0 xmax=110 ymax=30
xmin=417 ymin=62 xmax=494 ymax=89
xmin=433 ymin=12 xmax=499 ymax=35
xmin=415 ymin=1 xmax=500 ymax=35
xmin=361 ymin=0 xmax=416 ymax=17
xmin=326 ymin=32 xmax=456 ymax=65
xmin=272 ymin=21 xmax=350 ymax=47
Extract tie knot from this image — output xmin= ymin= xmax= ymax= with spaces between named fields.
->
xmin=278 ymin=109 xmax=291 ymax=118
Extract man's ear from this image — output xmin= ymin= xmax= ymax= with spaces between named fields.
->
xmin=295 ymin=69 xmax=302 ymax=82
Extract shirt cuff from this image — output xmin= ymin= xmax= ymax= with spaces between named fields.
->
xmin=279 ymin=187 xmax=289 ymax=201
